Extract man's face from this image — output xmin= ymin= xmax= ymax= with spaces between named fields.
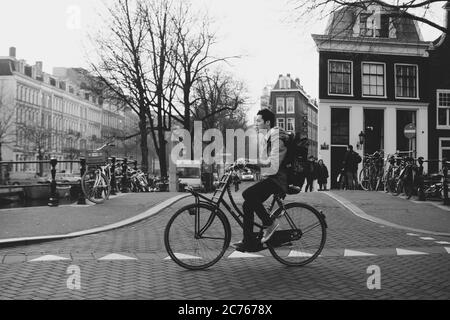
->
xmin=256 ymin=115 xmax=269 ymax=132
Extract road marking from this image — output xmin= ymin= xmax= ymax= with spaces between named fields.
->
xmin=407 ymin=233 xmax=420 ymax=236
xmin=98 ymin=253 xmax=137 ymax=261
xmin=445 ymin=247 xmax=450 ymax=253
xmin=164 ymin=253 xmax=202 ymax=260
xmin=29 ymin=255 xmax=71 ymax=262
xmin=396 ymin=249 xmax=428 ymax=256
xmin=420 ymin=237 xmax=435 ymax=240
xmin=344 ymin=249 xmax=376 ymax=257
xmin=435 ymin=241 xmax=450 ymax=245
xmin=288 ymin=250 xmax=314 ymax=257
xmin=228 ymin=251 xmax=264 ymax=258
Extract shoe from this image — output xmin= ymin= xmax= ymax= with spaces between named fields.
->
xmin=233 ymin=241 xmax=264 ymax=253
xmin=261 ymin=221 xmax=280 ymax=243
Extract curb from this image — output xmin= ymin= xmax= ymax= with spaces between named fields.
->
xmin=324 ymin=191 xmax=450 ymax=237
xmin=0 ymin=193 xmax=190 ymax=247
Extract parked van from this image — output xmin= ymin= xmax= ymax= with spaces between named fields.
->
xmin=176 ymin=160 xmax=204 ymax=192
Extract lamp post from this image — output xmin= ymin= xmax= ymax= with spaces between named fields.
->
xmin=357 ymin=131 xmax=365 ymax=151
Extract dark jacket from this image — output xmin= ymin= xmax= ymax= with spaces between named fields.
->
xmin=343 ymin=150 xmax=359 ymax=172
xmin=305 ymin=160 xmax=318 ymax=179
xmin=260 ymin=127 xmax=289 ymax=193
xmin=316 ymin=163 xmax=329 ymax=183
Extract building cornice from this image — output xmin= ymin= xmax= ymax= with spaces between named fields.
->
xmin=312 ymin=34 xmax=431 ymax=57
xmin=319 ymin=98 xmax=429 ymax=108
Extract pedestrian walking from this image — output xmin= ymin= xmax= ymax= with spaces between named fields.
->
xmin=316 ymin=159 xmax=329 ymax=191
xmin=342 ymin=145 xmax=361 ymax=190
xmin=304 ymin=155 xmax=317 ymax=192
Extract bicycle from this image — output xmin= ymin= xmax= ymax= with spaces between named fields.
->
xmin=164 ymin=160 xmax=328 ymax=270
xmin=81 ymin=142 xmax=118 ymax=204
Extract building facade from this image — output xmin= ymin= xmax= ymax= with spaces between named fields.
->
xmin=0 ymin=47 xmax=138 ymax=174
xmin=427 ymin=3 xmax=450 ymax=172
xmin=313 ymin=5 xmax=431 ymax=188
xmin=266 ymin=74 xmax=318 ymax=157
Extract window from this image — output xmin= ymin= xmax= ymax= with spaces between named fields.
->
xmin=286 ymin=97 xmax=295 ymax=113
xmin=362 ymin=62 xmax=385 ymax=97
xmin=277 ymin=118 xmax=285 ymax=130
xmin=329 ymin=60 xmax=352 ymax=95
xmin=331 ymin=108 xmax=349 ymax=145
xmin=437 ymin=90 xmax=450 ymax=128
xmin=276 ymin=98 xmax=285 ymax=114
xmin=287 ymin=118 xmax=295 ymax=132
xmin=360 ymin=13 xmax=390 ymax=38
xmin=395 ymin=64 xmax=418 ymax=99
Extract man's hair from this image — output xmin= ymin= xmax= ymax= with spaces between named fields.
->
xmin=348 ymin=145 xmax=353 ymax=151
xmin=257 ymin=109 xmax=275 ymax=128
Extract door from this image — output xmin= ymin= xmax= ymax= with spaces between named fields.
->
xmin=363 ymin=109 xmax=384 ymax=155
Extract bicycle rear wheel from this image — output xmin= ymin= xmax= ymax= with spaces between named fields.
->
xmin=359 ymin=167 xmax=370 ymax=191
xmin=164 ymin=203 xmax=231 ymax=270
xmin=81 ymin=170 xmax=110 ymax=204
xmin=267 ymin=203 xmax=327 ymax=267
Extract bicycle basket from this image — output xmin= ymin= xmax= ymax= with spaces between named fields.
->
xmin=86 ymin=150 xmax=108 ymax=165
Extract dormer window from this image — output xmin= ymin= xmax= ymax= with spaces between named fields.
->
xmin=359 ymin=12 xmax=390 ymax=38
xmin=279 ymin=77 xmax=291 ymax=89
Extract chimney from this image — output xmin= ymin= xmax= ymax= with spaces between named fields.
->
xmin=287 ymin=73 xmax=291 ymax=78
xmin=279 ymin=74 xmax=283 ymax=78
xmin=35 ymin=61 xmax=43 ymax=78
xmin=9 ymin=47 xmax=16 ymax=58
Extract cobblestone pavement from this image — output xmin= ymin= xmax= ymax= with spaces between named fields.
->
xmin=0 ymin=185 xmax=449 ymax=300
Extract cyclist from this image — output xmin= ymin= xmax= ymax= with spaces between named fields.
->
xmin=233 ymin=109 xmax=290 ymax=253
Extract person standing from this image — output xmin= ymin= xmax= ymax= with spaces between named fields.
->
xmin=342 ymin=145 xmax=360 ymax=190
xmin=316 ymin=159 xmax=329 ymax=191
xmin=304 ymin=155 xmax=317 ymax=192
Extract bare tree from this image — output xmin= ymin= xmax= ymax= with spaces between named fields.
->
xmin=167 ymin=2 xmax=240 ymax=133
xmin=17 ymin=123 xmax=52 ymax=176
xmin=292 ymin=0 xmax=449 ymax=36
xmin=0 ymin=84 xmax=16 ymax=162
xmin=192 ymin=69 xmax=248 ymax=131
xmin=89 ymin=0 xmax=154 ymax=173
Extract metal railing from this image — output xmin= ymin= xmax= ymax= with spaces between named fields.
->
xmin=0 ymin=157 xmax=140 ymax=207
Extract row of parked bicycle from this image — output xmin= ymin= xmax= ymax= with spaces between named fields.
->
xmin=357 ymin=151 xmax=446 ymax=201
xmin=79 ymin=143 xmax=169 ymax=204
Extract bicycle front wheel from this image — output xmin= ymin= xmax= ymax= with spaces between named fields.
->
xmin=81 ymin=170 xmax=110 ymax=204
xmin=268 ymin=203 xmax=327 ymax=267
xmin=164 ymin=203 xmax=231 ymax=270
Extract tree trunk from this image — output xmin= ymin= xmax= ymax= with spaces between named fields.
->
xmin=139 ymin=118 xmax=149 ymax=173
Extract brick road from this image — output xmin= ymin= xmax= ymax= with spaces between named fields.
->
xmin=0 ymin=184 xmax=449 ymax=300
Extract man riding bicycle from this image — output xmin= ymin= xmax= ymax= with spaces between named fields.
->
xmin=233 ymin=109 xmax=290 ymax=253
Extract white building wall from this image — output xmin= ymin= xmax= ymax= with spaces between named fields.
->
xmin=318 ymin=100 xmax=429 ymax=186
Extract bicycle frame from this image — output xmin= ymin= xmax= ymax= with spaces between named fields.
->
xmin=186 ymin=167 xmax=286 ymax=237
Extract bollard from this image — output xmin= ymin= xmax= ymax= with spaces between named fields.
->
xmin=443 ymin=158 xmax=449 ymax=206
xmin=417 ymin=157 xmax=425 ymax=201
xmin=48 ymin=158 xmax=59 ymax=207
xmin=77 ymin=158 xmax=86 ymax=205
xmin=110 ymin=156 xmax=117 ymax=195
xmin=121 ymin=158 xmax=129 ymax=193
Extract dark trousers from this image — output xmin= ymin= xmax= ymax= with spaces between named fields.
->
xmin=305 ymin=177 xmax=314 ymax=192
xmin=242 ymin=178 xmax=282 ymax=244
xmin=318 ymin=180 xmax=327 ymax=190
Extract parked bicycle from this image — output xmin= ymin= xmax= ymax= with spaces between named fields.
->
xmin=164 ymin=160 xmax=328 ymax=270
xmin=81 ymin=142 xmax=118 ymax=204
xmin=359 ymin=151 xmax=384 ymax=191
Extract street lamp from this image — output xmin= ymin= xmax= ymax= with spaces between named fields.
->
xmin=357 ymin=131 xmax=365 ymax=150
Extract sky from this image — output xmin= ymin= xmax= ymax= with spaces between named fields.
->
xmin=0 ymin=0 xmax=445 ymax=122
